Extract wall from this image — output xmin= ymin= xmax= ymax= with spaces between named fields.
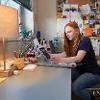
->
xmin=21 ymin=7 xmax=34 ymax=32
xmin=33 ymin=0 xmax=91 ymax=40
xmin=35 ymin=0 xmax=57 ymax=40
xmin=24 ymin=8 xmax=34 ymax=32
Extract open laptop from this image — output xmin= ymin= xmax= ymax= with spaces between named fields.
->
xmin=36 ymin=47 xmax=76 ymax=68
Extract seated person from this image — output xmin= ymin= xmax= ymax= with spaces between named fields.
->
xmin=50 ymin=21 xmax=100 ymax=100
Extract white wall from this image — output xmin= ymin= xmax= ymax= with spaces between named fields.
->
xmin=35 ymin=0 xmax=57 ymax=40
xmin=24 ymin=8 xmax=34 ymax=32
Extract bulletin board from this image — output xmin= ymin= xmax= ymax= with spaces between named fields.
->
xmin=56 ymin=0 xmax=83 ymax=35
xmin=68 ymin=0 xmax=91 ymax=6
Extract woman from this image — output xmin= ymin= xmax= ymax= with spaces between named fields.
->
xmin=50 ymin=21 xmax=100 ymax=100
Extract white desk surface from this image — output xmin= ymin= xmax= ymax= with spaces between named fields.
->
xmin=0 ymin=66 xmax=71 ymax=100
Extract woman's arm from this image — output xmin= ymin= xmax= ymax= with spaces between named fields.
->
xmin=50 ymin=52 xmax=66 ymax=58
xmin=62 ymin=50 xmax=86 ymax=63
xmin=51 ymin=50 xmax=86 ymax=64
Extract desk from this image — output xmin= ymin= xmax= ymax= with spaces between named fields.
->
xmin=0 ymin=66 xmax=71 ymax=100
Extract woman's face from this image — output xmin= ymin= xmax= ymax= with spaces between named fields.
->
xmin=65 ymin=26 xmax=78 ymax=41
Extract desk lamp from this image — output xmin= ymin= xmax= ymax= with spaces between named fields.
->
xmin=0 ymin=5 xmax=19 ymax=76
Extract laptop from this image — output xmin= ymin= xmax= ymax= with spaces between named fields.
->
xmin=36 ymin=47 xmax=76 ymax=68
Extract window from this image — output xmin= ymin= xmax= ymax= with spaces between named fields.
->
xmin=1 ymin=0 xmax=20 ymax=10
xmin=0 ymin=0 xmax=34 ymax=39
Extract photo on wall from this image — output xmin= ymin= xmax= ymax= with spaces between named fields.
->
xmin=56 ymin=0 xmax=67 ymax=18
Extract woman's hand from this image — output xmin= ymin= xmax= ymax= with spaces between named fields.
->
xmin=50 ymin=54 xmax=62 ymax=64
xmin=50 ymin=54 xmax=77 ymax=68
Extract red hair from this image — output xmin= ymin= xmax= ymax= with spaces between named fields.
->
xmin=64 ymin=21 xmax=81 ymax=57
xmin=64 ymin=21 xmax=79 ymax=31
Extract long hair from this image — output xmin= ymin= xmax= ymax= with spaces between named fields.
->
xmin=64 ymin=21 xmax=82 ymax=57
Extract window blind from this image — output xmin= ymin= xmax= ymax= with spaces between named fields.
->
xmin=13 ymin=0 xmax=32 ymax=11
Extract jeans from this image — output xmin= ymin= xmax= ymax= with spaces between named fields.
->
xmin=72 ymin=68 xmax=99 ymax=100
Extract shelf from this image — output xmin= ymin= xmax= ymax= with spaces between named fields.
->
xmin=90 ymin=36 xmax=100 ymax=39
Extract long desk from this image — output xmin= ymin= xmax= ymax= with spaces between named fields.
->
xmin=0 ymin=66 xmax=71 ymax=100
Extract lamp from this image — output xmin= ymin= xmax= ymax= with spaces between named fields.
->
xmin=0 ymin=5 xmax=19 ymax=76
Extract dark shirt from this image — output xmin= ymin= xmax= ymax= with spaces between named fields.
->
xmin=77 ymin=37 xmax=100 ymax=75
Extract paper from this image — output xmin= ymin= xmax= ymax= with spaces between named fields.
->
xmin=80 ymin=4 xmax=91 ymax=15
xmin=23 ymin=64 xmax=37 ymax=71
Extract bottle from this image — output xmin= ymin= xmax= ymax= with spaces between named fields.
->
xmin=14 ymin=51 xmax=19 ymax=58
xmin=19 ymin=51 xmax=24 ymax=58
